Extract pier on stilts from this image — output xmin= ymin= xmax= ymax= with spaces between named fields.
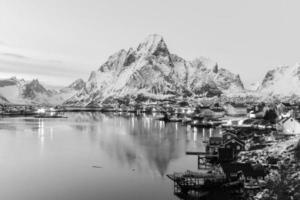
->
xmin=167 ymin=129 xmax=269 ymax=199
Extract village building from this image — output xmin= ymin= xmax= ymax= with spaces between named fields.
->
xmin=223 ymin=103 xmax=247 ymax=116
xmin=205 ymin=131 xmax=245 ymax=156
xmin=222 ymin=132 xmax=245 ymax=154
xmin=277 ymin=117 xmax=300 ymax=135
xmin=223 ymin=137 xmax=245 ymax=154
xmin=174 ymin=106 xmax=195 ymax=115
xmin=276 ymin=102 xmax=299 ymax=118
xmin=194 ymin=105 xmax=225 ymax=119
xmin=206 ymin=137 xmax=223 ymax=155
xmin=224 ymin=118 xmax=245 ymax=126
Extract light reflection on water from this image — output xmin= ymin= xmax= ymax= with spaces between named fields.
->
xmin=0 ymin=112 xmax=221 ymax=200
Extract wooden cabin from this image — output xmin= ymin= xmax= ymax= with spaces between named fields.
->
xmin=276 ymin=102 xmax=299 ymax=118
xmin=203 ymin=131 xmax=245 ymax=164
xmin=222 ymin=132 xmax=238 ymax=143
xmin=206 ymin=137 xmax=223 ymax=154
xmin=206 ymin=131 xmax=246 ymax=154
xmin=222 ymin=131 xmax=245 ymax=155
xmin=223 ymin=136 xmax=245 ymax=154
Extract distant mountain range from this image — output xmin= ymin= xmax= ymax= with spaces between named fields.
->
xmin=0 ymin=77 xmax=85 ymax=105
xmin=0 ymin=34 xmax=300 ymax=105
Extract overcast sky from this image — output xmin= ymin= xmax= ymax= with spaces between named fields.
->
xmin=0 ymin=0 xmax=300 ymax=87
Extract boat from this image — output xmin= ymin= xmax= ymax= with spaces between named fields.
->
xmin=181 ymin=117 xmax=192 ymax=124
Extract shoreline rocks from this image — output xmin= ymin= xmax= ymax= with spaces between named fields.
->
xmin=238 ymin=135 xmax=300 ymax=200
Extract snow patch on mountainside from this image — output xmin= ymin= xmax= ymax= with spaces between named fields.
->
xmin=258 ymin=63 xmax=300 ymax=97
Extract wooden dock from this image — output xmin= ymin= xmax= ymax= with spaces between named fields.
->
xmin=186 ymin=151 xmax=208 ymax=155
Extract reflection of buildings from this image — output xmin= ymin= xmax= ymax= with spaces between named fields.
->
xmin=38 ymin=118 xmax=44 ymax=137
xmin=38 ymin=118 xmax=45 ymax=154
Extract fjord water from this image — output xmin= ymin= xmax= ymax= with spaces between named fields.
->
xmin=0 ymin=112 xmax=221 ymax=200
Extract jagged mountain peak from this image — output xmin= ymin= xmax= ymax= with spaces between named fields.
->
xmin=65 ymin=35 xmax=244 ymax=106
xmin=136 ymin=34 xmax=169 ymax=57
xmin=67 ymin=79 xmax=86 ymax=90
xmin=29 ymin=79 xmax=41 ymax=85
xmin=212 ymin=64 xmax=219 ymax=73
xmin=191 ymin=57 xmax=217 ymax=69
xmin=23 ymin=79 xmax=50 ymax=99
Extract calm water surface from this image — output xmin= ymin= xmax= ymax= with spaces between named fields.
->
xmin=0 ymin=112 xmax=221 ymax=200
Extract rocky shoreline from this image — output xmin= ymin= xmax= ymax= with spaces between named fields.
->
xmin=239 ymin=135 xmax=300 ymax=200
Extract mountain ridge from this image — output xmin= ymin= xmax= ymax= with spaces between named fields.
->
xmin=65 ymin=34 xmax=244 ymax=106
xmin=257 ymin=63 xmax=300 ymax=97
xmin=0 ymin=77 xmax=86 ymax=105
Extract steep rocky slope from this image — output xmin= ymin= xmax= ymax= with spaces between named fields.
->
xmin=258 ymin=63 xmax=300 ymax=97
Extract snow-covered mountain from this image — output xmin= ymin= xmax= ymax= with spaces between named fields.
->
xmin=65 ymin=34 xmax=244 ymax=106
xmin=56 ymin=79 xmax=87 ymax=103
xmin=0 ymin=77 xmax=85 ymax=105
xmin=258 ymin=63 xmax=300 ymax=97
xmin=0 ymin=77 xmax=52 ymax=104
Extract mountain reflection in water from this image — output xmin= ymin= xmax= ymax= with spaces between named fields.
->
xmin=0 ymin=112 xmax=222 ymax=200
xmin=69 ymin=112 xmax=220 ymax=176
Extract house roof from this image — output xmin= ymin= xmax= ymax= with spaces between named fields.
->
xmin=225 ymin=103 xmax=247 ymax=108
xmin=222 ymin=129 xmax=238 ymax=135
xmin=223 ymin=131 xmax=238 ymax=137
xmin=279 ymin=117 xmax=300 ymax=124
xmin=280 ymin=117 xmax=291 ymax=124
xmin=223 ymin=137 xmax=245 ymax=147
xmin=282 ymin=102 xmax=292 ymax=107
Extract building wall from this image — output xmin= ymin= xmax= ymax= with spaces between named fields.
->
xmin=283 ymin=118 xmax=300 ymax=134
xmin=225 ymin=105 xmax=247 ymax=116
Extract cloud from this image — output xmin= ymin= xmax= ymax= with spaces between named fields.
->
xmin=0 ymin=52 xmax=29 ymax=60
xmin=0 ymin=50 xmax=89 ymax=86
xmin=0 ymin=41 xmax=7 ymax=46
